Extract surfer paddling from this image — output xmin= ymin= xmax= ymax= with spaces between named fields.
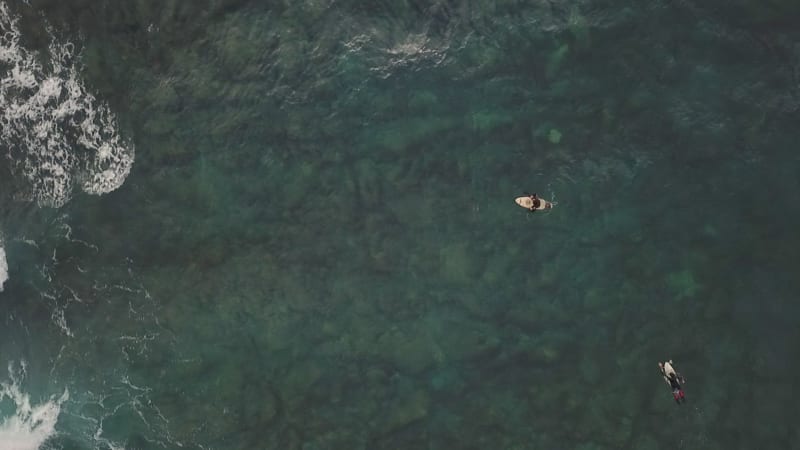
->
xmin=515 ymin=193 xmax=554 ymax=212
xmin=658 ymin=360 xmax=686 ymax=405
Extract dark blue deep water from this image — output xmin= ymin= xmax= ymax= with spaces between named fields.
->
xmin=0 ymin=0 xmax=799 ymax=448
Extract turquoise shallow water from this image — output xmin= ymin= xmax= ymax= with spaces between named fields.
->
xmin=1 ymin=0 xmax=800 ymax=448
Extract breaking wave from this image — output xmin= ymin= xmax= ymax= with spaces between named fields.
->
xmin=0 ymin=361 xmax=67 ymax=450
xmin=0 ymin=2 xmax=133 ymax=207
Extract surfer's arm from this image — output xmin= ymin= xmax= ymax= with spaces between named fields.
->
xmin=658 ymin=365 xmax=669 ymax=385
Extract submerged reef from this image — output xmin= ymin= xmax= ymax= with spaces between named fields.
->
xmin=3 ymin=0 xmax=800 ymax=448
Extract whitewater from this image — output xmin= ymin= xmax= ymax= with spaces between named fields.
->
xmin=0 ymin=362 xmax=66 ymax=450
xmin=0 ymin=1 xmax=140 ymax=447
xmin=0 ymin=1 xmax=134 ymax=207
xmin=0 ymin=245 xmax=6 ymax=291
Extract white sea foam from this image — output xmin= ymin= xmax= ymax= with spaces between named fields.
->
xmin=0 ymin=2 xmax=133 ymax=207
xmin=0 ymin=362 xmax=67 ymax=450
xmin=0 ymin=246 xmax=7 ymax=292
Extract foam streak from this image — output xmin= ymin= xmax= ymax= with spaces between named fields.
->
xmin=0 ymin=245 xmax=7 ymax=291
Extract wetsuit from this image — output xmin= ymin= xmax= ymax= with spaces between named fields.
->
xmin=662 ymin=362 xmax=686 ymax=404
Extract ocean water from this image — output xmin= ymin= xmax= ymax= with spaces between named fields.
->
xmin=0 ymin=0 xmax=799 ymax=449
xmin=0 ymin=246 xmax=7 ymax=291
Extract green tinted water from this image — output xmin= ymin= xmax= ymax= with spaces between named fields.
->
xmin=1 ymin=0 xmax=800 ymax=448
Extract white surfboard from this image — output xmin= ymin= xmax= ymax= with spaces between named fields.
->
xmin=515 ymin=196 xmax=553 ymax=211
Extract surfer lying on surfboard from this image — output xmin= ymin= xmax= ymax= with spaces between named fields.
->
xmin=515 ymin=193 xmax=554 ymax=212
xmin=658 ymin=360 xmax=686 ymax=405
